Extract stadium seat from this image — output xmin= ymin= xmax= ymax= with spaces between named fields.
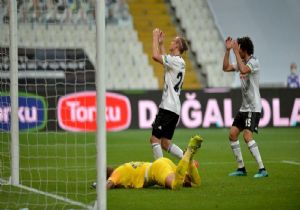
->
xmin=170 ymin=0 xmax=234 ymax=87
xmin=128 ymin=0 xmax=201 ymax=89
xmin=0 ymin=0 xmax=158 ymax=90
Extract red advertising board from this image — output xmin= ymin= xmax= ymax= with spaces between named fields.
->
xmin=58 ymin=91 xmax=131 ymax=132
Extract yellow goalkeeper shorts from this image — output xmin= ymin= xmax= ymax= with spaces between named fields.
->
xmin=147 ymin=157 xmax=176 ymax=187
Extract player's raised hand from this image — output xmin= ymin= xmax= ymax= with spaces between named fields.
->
xmin=225 ymin=37 xmax=233 ymax=50
xmin=232 ymin=40 xmax=239 ymax=52
xmin=158 ymin=30 xmax=165 ymax=45
xmin=153 ymin=28 xmax=160 ymax=37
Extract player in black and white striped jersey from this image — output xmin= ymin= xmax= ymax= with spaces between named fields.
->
xmin=150 ymin=28 xmax=188 ymax=160
xmin=223 ymin=36 xmax=268 ymax=178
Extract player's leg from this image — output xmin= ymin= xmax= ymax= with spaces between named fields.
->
xmin=148 ymin=157 xmax=176 ymax=188
xmin=150 ymin=135 xmax=163 ymax=159
xmin=243 ymin=112 xmax=268 ymax=178
xmin=229 ymin=112 xmax=247 ymax=176
xmin=171 ymin=135 xmax=203 ymax=189
xmin=161 ymin=138 xmax=183 ymax=159
xmin=186 ymin=159 xmax=201 ymax=186
xmin=160 ymin=110 xmax=184 ymax=159
xmin=150 ymin=109 xmax=164 ymax=159
xmin=243 ymin=129 xmax=264 ymax=168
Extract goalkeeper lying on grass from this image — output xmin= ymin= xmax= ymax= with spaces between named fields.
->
xmin=92 ymin=134 xmax=203 ymax=190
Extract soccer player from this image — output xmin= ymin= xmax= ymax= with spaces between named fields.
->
xmin=150 ymin=28 xmax=188 ymax=160
xmin=222 ymin=36 xmax=268 ymax=178
xmin=92 ymin=135 xmax=203 ymax=190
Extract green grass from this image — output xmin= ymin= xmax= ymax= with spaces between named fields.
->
xmin=1 ymin=128 xmax=300 ymax=209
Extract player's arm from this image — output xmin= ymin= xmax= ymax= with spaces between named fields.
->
xmin=232 ymin=40 xmax=251 ymax=74
xmin=223 ymin=37 xmax=235 ymax=72
xmin=188 ymin=161 xmax=201 ymax=186
xmin=106 ymin=169 xmax=121 ymax=189
xmin=152 ymin=28 xmax=163 ymax=64
xmin=106 ymin=180 xmax=115 ymax=189
xmin=158 ymin=31 xmax=166 ymax=55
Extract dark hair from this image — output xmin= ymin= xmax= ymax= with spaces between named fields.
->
xmin=177 ymin=37 xmax=188 ymax=54
xmin=237 ymin=37 xmax=254 ymax=55
xmin=107 ymin=166 xmax=114 ymax=179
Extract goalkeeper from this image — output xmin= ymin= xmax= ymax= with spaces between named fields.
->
xmin=92 ymin=134 xmax=203 ymax=190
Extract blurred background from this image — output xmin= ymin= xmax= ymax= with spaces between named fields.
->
xmin=1 ymin=0 xmax=299 ymax=90
xmin=0 ymin=1 xmax=300 ymax=209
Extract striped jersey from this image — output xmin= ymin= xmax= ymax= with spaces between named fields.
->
xmin=160 ymin=54 xmax=186 ymax=115
xmin=234 ymin=56 xmax=262 ymax=112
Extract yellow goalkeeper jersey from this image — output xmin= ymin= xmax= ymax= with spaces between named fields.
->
xmin=108 ymin=161 xmax=151 ymax=188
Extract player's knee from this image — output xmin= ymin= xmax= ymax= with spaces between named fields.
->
xmin=150 ymin=135 xmax=160 ymax=144
xmin=161 ymin=142 xmax=168 ymax=150
xmin=229 ymin=132 xmax=238 ymax=141
xmin=161 ymin=139 xmax=171 ymax=151
xmin=243 ymin=130 xmax=253 ymax=142
xmin=229 ymin=127 xmax=239 ymax=141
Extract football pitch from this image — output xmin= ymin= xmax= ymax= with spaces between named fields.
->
xmin=0 ymin=128 xmax=300 ymax=210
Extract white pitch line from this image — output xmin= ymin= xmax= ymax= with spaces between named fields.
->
xmin=281 ymin=160 xmax=300 ymax=166
xmin=108 ymin=160 xmax=281 ymax=166
xmin=19 ymin=166 xmax=95 ymax=171
xmin=16 ymin=184 xmax=93 ymax=210
xmin=194 ymin=160 xmax=280 ymax=165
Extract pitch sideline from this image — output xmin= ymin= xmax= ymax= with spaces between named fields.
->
xmin=1 ymin=181 xmax=94 ymax=210
xmin=281 ymin=160 xmax=300 ymax=166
